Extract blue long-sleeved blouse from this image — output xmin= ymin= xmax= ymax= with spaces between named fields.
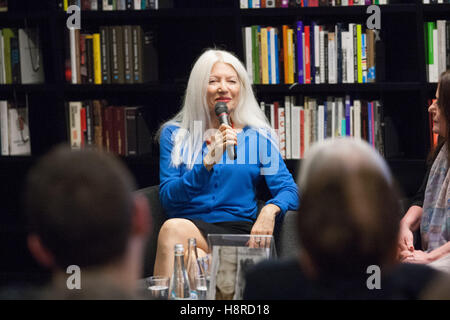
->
xmin=159 ymin=124 xmax=299 ymax=223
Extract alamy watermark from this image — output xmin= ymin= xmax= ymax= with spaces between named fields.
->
xmin=170 ymin=123 xmax=280 ymax=176
xmin=66 ymin=265 xmax=81 ymax=290
xmin=366 ymin=5 xmax=381 ymax=30
xmin=366 ymin=265 xmax=381 ymax=290
xmin=66 ymin=5 xmax=81 ymax=30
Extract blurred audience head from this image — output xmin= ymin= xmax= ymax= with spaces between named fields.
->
xmin=297 ymin=137 xmax=401 ymax=277
xmin=23 ymin=145 xmax=150 ymax=295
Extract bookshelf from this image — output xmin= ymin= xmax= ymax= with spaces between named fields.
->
xmin=0 ymin=0 xmax=447 ymax=285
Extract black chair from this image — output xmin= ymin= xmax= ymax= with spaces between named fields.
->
xmin=136 ymin=185 xmax=299 ymax=277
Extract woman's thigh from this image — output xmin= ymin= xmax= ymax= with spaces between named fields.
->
xmin=158 ymin=218 xmax=209 ymax=253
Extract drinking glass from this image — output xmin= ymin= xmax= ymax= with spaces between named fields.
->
xmin=147 ymin=276 xmax=170 ymax=300
xmin=195 ymin=275 xmax=208 ymax=300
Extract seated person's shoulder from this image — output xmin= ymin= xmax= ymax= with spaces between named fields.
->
xmin=244 ymin=258 xmax=306 ymax=300
xmin=387 ymin=263 xmax=442 ymax=299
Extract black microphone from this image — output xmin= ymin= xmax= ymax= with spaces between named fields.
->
xmin=214 ymin=102 xmax=237 ymax=160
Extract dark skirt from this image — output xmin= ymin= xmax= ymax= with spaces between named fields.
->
xmin=189 ymin=219 xmax=253 ymax=241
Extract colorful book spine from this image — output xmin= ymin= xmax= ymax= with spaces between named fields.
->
xmin=296 ymin=21 xmax=304 ymax=84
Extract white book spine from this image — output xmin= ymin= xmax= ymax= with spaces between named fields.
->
xmin=342 ymin=0 xmax=349 ymax=5
xmin=91 ymin=0 xmax=98 ymax=10
xmin=270 ymin=104 xmax=275 ymax=129
xmin=348 ymin=24 xmax=355 ymax=83
xmin=432 ymin=28 xmax=439 ymax=83
xmin=423 ymin=0 xmax=430 ymax=3
xmin=69 ymin=102 xmax=82 ymax=149
xmin=0 ymin=101 xmax=9 ymax=155
xmin=134 ymin=0 xmax=141 ymax=10
xmin=350 ymin=105 xmax=354 ymax=137
xmin=8 ymin=107 xmax=31 ymax=155
xmin=314 ymin=25 xmax=320 ymax=84
xmin=253 ymin=0 xmax=261 ymax=8
xmin=69 ymin=28 xmax=78 ymax=84
xmin=270 ymin=28 xmax=276 ymax=85
xmin=328 ymin=33 xmax=337 ymax=84
xmin=354 ymin=100 xmax=361 ymax=139
xmin=341 ymin=31 xmax=348 ymax=83
xmin=285 ymin=96 xmax=291 ymax=159
xmin=291 ymin=106 xmax=301 ymax=159
xmin=331 ymin=101 xmax=337 ymax=138
xmin=319 ymin=31 xmax=325 ymax=85
xmin=244 ymin=27 xmax=253 ymax=84
xmin=278 ymin=107 xmax=286 ymax=159
xmin=318 ymin=105 xmax=324 ymax=142
xmin=240 ymin=0 xmax=248 ymax=8
xmin=103 ymin=0 xmax=113 ymax=10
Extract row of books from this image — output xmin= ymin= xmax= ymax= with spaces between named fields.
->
xmin=0 ymin=100 xmax=31 ymax=156
xmin=243 ymin=23 xmax=380 ymax=85
xmin=423 ymin=0 xmax=450 ymax=3
xmin=67 ymin=100 xmax=152 ymax=156
xmin=66 ymin=25 xmax=158 ymax=84
xmin=425 ymin=21 xmax=450 ymax=83
xmin=0 ymin=28 xmax=45 ymax=84
xmin=240 ymin=0 xmax=388 ymax=8
xmin=0 ymin=0 xmax=6 ymax=12
xmin=60 ymin=0 xmax=173 ymax=10
xmin=260 ymin=95 xmax=383 ymax=159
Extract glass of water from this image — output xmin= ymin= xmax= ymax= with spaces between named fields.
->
xmin=147 ymin=276 xmax=170 ymax=300
xmin=195 ymin=275 xmax=208 ymax=300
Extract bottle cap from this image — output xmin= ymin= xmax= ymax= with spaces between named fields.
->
xmin=188 ymin=238 xmax=197 ymax=245
xmin=174 ymin=243 xmax=184 ymax=253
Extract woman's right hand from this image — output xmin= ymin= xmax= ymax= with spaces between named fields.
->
xmin=203 ymin=124 xmax=237 ymax=170
xmin=398 ymin=223 xmax=414 ymax=253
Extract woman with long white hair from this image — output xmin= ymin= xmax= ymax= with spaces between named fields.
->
xmin=154 ymin=49 xmax=299 ymax=278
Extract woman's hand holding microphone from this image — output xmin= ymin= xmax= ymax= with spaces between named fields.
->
xmin=203 ymin=124 xmax=237 ymax=171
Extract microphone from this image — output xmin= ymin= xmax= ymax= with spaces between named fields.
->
xmin=214 ymin=102 xmax=237 ymax=160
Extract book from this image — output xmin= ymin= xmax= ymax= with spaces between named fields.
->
xmin=18 ymin=29 xmax=45 ymax=84
xmin=0 ymin=30 xmax=6 ymax=84
xmin=100 ymin=26 xmax=111 ymax=84
xmin=69 ymin=101 xmax=82 ymax=149
xmin=111 ymin=26 xmax=125 ymax=83
xmin=92 ymin=33 xmax=102 ymax=84
xmin=0 ymin=100 xmax=8 ymax=155
xmin=0 ymin=0 xmax=7 ymax=11
xmin=136 ymin=107 xmax=152 ymax=155
xmin=123 ymin=25 xmax=134 ymax=84
xmin=8 ymin=103 xmax=31 ymax=155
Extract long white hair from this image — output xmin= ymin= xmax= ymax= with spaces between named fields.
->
xmin=158 ymin=49 xmax=277 ymax=169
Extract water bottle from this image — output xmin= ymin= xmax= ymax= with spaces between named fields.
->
xmin=169 ymin=243 xmax=191 ymax=300
xmin=186 ymin=238 xmax=205 ymax=300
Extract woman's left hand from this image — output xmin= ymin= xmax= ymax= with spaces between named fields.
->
xmin=249 ymin=204 xmax=280 ymax=248
xmin=402 ymin=250 xmax=432 ymax=264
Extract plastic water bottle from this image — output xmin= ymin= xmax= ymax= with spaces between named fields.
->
xmin=169 ymin=243 xmax=191 ymax=300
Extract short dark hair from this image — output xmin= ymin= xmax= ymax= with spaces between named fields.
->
xmin=24 ymin=146 xmax=137 ymax=269
xmin=297 ymin=138 xmax=401 ymax=276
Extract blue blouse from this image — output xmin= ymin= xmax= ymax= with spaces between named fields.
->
xmin=159 ymin=124 xmax=299 ymax=224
